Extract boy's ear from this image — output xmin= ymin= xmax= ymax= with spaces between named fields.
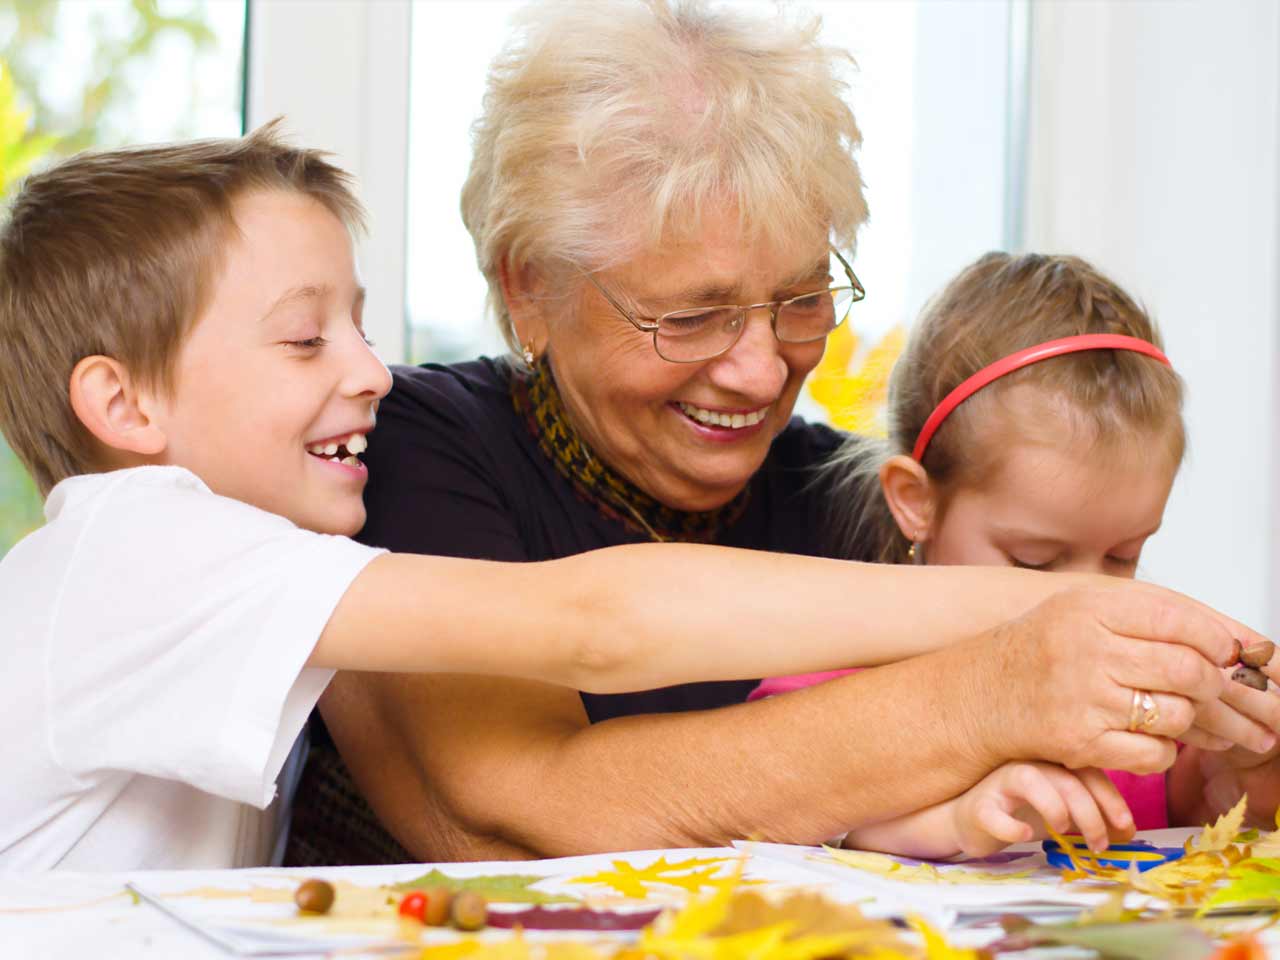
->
xmin=498 ymin=257 xmax=551 ymax=356
xmin=879 ymin=454 xmax=937 ymax=543
xmin=68 ymin=356 xmax=167 ymax=458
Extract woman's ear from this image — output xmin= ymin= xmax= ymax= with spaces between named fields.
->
xmin=68 ymin=356 xmax=167 ymax=459
xmin=879 ymin=454 xmax=937 ymax=544
xmin=498 ymin=257 xmax=551 ymax=357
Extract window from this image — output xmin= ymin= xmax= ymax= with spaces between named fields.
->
xmin=401 ymin=0 xmax=1025 ymax=436
xmin=0 ymin=0 xmax=247 ymax=558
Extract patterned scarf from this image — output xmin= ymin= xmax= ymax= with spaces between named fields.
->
xmin=510 ymin=358 xmax=750 ymax=543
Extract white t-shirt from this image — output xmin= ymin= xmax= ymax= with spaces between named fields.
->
xmin=0 ymin=466 xmax=383 ymax=873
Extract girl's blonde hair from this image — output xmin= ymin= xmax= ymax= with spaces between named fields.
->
xmin=461 ymin=0 xmax=869 ymax=353
xmin=827 ymin=252 xmax=1185 ymax=563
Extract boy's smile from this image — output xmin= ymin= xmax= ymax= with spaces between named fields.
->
xmin=152 ymin=189 xmax=392 ymax=535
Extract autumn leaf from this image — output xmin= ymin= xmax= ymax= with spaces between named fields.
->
xmin=1209 ymin=934 xmax=1269 ymax=960
xmin=0 ymin=60 xmax=59 ymax=196
xmin=806 ymin=322 xmax=906 ymax=436
xmin=1191 ymin=796 xmax=1250 ymax=854
xmin=641 ymin=875 xmax=920 ymax=960
xmin=820 ymin=846 xmax=1036 ymax=885
xmin=571 ymin=856 xmax=738 ymax=899
xmin=416 ymin=937 xmax=609 ymax=960
xmin=390 ymin=869 xmax=575 ymax=905
xmin=993 ymin=920 xmax=1215 ymax=960
xmin=1200 ymin=862 xmax=1280 ymax=914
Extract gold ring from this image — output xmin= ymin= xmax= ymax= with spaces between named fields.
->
xmin=1140 ymin=692 xmax=1159 ymax=733
xmin=1128 ymin=688 xmax=1145 ymax=732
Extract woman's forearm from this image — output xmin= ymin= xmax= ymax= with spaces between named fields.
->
xmin=327 ymin=648 xmax=1009 ymax=861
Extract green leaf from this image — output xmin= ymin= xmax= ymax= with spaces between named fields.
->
xmin=389 ymin=869 xmax=577 ymax=905
xmin=1021 ymin=921 xmax=1215 ymax=960
xmin=1201 ymin=867 xmax=1280 ymax=913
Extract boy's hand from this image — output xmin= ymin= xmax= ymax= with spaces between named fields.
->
xmin=951 ymin=762 xmax=1136 ymax=858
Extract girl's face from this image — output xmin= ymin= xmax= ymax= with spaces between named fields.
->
xmin=917 ymin=392 xmax=1180 ymax=577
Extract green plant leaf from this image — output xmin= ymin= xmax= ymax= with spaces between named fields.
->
xmin=1013 ymin=921 xmax=1215 ymax=960
xmin=389 ymin=869 xmax=576 ymax=905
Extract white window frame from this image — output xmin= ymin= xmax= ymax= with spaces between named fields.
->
xmin=246 ymin=0 xmax=412 ymax=362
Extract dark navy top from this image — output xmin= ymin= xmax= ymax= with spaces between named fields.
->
xmin=355 ymin=357 xmax=850 ymax=721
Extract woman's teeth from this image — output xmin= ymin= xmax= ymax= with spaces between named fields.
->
xmin=306 ymin=432 xmax=369 ymax=464
xmin=678 ymin=402 xmax=769 ymax=429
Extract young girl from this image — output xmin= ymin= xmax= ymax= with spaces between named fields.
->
xmin=753 ymin=251 xmax=1252 ymax=858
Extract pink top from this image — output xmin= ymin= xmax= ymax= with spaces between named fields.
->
xmin=748 ymin=671 xmax=1168 ymax=830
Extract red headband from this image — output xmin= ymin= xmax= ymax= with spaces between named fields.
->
xmin=911 ymin=333 xmax=1173 ymax=463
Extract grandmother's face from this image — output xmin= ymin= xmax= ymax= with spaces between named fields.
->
xmin=546 ymin=206 xmax=829 ymax=512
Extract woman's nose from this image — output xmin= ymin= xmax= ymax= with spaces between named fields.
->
xmin=705 ymin=308 xmax=788 ymax=401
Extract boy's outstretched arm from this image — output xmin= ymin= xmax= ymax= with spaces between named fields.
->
xmin=309 ymin=543 xmax=1256 ymax=697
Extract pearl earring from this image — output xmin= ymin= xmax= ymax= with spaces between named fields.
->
xmin=522 ymin=343 xmax=536 ymax=365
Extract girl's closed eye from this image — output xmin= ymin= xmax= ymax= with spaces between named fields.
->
xmin=1007 ymin=553 xmax=1056 ymax=572
xmin=286 ymin=336 xmax=329 ymax=350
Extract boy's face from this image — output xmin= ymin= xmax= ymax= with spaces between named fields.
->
xmin=154 ymin=189 xmax=392 ymax=535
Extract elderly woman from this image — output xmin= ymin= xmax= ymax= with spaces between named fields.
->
xmin=290 ymin=0 xmax=1274 ymax=864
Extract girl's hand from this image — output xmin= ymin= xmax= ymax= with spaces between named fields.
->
xmin=951 ymin=762 xmax=1135 ymax=858
xmin=1189 ymin=667 xmax=1280 ymax=755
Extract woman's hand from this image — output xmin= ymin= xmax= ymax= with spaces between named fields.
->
xmin=980 ymin=586 xmax=1267 ymax=775
xmin=1174 ymin=668 xmax=1280 ymax=829
xmin=951 ymin=762 xmax=1134 ymax=858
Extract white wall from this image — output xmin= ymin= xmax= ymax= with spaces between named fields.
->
xmin=1025 ymin=0 xmax=1280 ymax=632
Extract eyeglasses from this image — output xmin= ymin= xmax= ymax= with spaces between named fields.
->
xmin=580 ymin=248 xmax=865 ymax=363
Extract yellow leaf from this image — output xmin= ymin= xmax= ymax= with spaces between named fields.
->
xmin=806 ymin=324 xmax=906 ymax=436
xmin=1192 ymin=795 xmax=1250 ymax=854
xmin=910 ymin=917 xmax=984 ymax=959
xmin=819 ymin=846 xmax=1036 ymax=885
xmin=571 ymin=856 xmax=736 ymax=900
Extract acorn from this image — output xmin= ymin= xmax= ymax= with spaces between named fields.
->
xmin=1232 ymin=665 xmax=1269 ymax=691
xmin=450 ymin=890 xmax=488 ymax=931
xmin=423 ymin=886 xmax=453 ymax=927
xmin=294 ymin=878 xmax=335 ymax=914
xmin=1240 ymin=641 xmax=1275 ymax=669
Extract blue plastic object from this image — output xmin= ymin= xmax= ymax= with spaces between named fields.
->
xmin=1043 ymin=836 xmax=1185 ymax=873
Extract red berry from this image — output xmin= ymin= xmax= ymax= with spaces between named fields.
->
xmin=398 ymin=891 xmax=428 ymax=923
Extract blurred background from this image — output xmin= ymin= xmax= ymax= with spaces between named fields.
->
xmin=1 ymin=0 xmax=1276 ymax=637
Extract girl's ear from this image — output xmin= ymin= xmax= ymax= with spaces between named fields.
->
xmin=68 ymin=356 xmax=168 ymax=459
xmin=498 ymin=257 xmax=552 ymax=358
xmin=879 ymin=454 xmax=937 ymax=544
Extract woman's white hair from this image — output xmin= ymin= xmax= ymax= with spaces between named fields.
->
xmin=461 ymin=0 xmax=870 ymax=352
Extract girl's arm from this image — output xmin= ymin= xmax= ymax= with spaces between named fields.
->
xmin=845 ymin=763 xmax=1134 ymax=860
xmin=309 ymin=542 xmax=1253 ymax=695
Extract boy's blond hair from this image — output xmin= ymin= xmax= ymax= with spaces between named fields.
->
xmin=827 ymin=252 xmax=1186 ymax=563
xmin=0 ymin=120 xmax=365 ymax=496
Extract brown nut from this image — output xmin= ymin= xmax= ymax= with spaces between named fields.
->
xmin=294 ymin=878 xmax=335 ymax=914
xmin=423 ymin=886 xmax=453 ymax=927
xmin=1232 ymin=665 xmax=1269 ymax=691
xmin=450 ymin=890 xmax=488 ymax=931
xmin=1241 ymin=641 xmax=1276 ymax=669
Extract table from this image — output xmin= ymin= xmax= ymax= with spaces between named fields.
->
xmin=3 ymin=836 xmax=1279 ymax=959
